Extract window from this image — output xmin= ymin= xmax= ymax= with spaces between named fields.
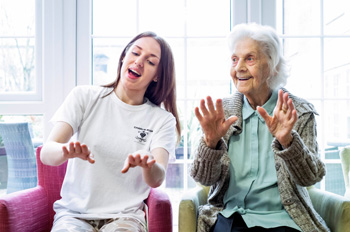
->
xmin=0 ymin=0 xmax=80 ymax=140
xmin=0 ymin=0 xmax=42 ymax=101
xmin=0 ymin=0 xmax=79 ymax=195
xmin=277 ymin=0 xmax=350 ymax=195
xmin=0 ymin=0 xmax=44 ymax=195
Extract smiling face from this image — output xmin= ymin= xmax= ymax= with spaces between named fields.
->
xmin=230 ymin=38 xmax=272 ymax=108
xmin=117 ymin=37 xmax=161 ymax=104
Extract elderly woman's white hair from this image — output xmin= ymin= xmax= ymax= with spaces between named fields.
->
xmin=227 ymin=23 xmax=289 ymax=90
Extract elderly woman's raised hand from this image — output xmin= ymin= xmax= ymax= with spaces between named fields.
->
xmin=195 ymin=96 xmax=238 ymax=149
xmin=257 ymin=89 xmax=298 ymax=148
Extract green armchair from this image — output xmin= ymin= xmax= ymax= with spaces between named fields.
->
xmin=179 ymin=184 xmax=350 ymax=232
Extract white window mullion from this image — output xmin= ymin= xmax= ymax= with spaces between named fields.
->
xmin=35 ymin=0 xmax=43 ymax=101
xmin=231 ymin=0 xmax=276 ymax=28
xmin=42 ymin=0 xmax=78 ymax=139
xmin=248 ymin=0 xmax=262 ymax=24
xmin=319 ymin=0 xmax=326 ymax=191
xmin=261 ymin=0 xmax=276 ymax=28
xmin=62 ymin=0 xmax=78 ymax=97
xmin=76 ymin=0 xmax=91 ymax=86
xmin=231 ymin=0 xmax=248 ymax=26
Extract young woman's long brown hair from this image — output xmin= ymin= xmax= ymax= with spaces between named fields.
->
xmin=104 ymin=31 xmax=181 ymax=143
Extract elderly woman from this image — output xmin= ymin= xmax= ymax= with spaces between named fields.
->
xmin=191 ymin=23 xmax=329 ymax=232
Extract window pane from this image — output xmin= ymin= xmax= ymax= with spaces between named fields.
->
xmin=176 ymin=101 xmax=186 ymax=160
xmin=92 ymin=38 xmax=130 ymax=86
xmin=324 ymin=0 xmax=350 ymax=35
xmin=324 ymin=100 xmax=350 ymax=146
xmin=187 ymin=38 xmax=231 ymax=99
xmin=0 ymin=115 xmax=44 ymax=145
xmin=139 ymin=0 xmax=185 ymax=37
xmin=166 ymin=163 xmax=184 ymax=188
xmin=0 ymin=0 xmax=36 ymax=95
xmin=0 ymin=38 xmax=36 ymax=93
xmin=279 ymin=0 xmax=320 ymax=35
xmin=187 ymin=0 xmax=230 ymax=37
xmin=186 ymin=100 xmax=202 ymax=159
xmin=0 ymin=0 xmax=35 ymax=36
xmin=92 ymin=0 xmax=137 ymax=36
xmin=187 ymin=163 xmax=196 ymax=188
xmin=283 ymin=38 xmax=321 ymax=98
xmin=0 ymin=114 xmax=43 ymax=196
xmin=325 ymin=163 xmax=346 ymax=195
xmin=176 ymin=100 xmax=201 ymax=160
xmin=168 ymin=39 xmax=185 ymax=99
xmin=324 ymin=38 xmax=350 ymax=96
xmin=325 ymin=147 xmax=340 ymax=159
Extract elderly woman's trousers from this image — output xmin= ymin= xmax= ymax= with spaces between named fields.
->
xmin=211 ymin=213 xmax=300 ymax=232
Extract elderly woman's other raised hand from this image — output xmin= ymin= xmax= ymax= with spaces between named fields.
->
xmin=257 ymin=89 xmax=298 ymax=148
xmin=195 ymin=96 xmax=238 ymax=149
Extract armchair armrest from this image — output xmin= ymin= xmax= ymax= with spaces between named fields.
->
xmin=145 ymin=188 xmax=173 ymax=232
xmin=0 ymin=186 xmax=50 ymax=232
xmin=308 ymin=186 xmax=350 ymax=232
xmin=179 ymin=185 xmax=209 ymax=232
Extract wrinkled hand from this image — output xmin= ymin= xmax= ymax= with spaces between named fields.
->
xmin=257 ymin=89 xmax=297 ymax=148
xmin=62 ymin=141 xmax=95 ymax=164
xmin=194 ymin=96 xmax=238 ymax=149
xmin=121 ymin=150 xmax=156 ymax=173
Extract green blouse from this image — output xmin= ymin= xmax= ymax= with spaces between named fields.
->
xmin=222 ymin=90 xmax=301 ymax=231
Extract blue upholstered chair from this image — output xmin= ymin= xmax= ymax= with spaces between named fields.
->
xmin=0 ymin=122 xmax=37 ymax=193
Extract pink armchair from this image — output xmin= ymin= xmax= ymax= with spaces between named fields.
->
xmin=0 ymin=146 xmax=173 ymax=232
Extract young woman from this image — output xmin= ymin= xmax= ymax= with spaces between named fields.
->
xmin=41 ymin=31 xmax=181 ymax=232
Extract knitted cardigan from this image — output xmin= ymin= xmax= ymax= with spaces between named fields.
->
xmin=190 ymin=88 xmax=330 ymax=232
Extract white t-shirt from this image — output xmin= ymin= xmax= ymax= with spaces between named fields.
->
xmin=51 ymin=85 xmax=176 ymax=223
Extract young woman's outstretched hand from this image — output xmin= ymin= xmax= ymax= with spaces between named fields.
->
xmin=41 ymin=122 xmax=94 ymax=166
xmin=195 ymin=96 xmax=238 ymax=149
xmin=121 ymin=148 xmax=168 ymax=188
xmin=62 ymin=141 xmax=95 ymax=164
xmin=121 ymin=150 xmax=156 ymax=173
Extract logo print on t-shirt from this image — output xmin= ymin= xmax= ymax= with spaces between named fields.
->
xmin=134 ymin=126 xmax=153 ymax=144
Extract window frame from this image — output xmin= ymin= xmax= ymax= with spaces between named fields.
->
xmin=0 ymin=0 xmax=42 ymax=101
xmin=0 ymin=0 xmax=79 ymax=139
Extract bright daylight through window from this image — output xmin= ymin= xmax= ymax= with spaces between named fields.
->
xmin=277 ymin=0 xmax=350 ymax=195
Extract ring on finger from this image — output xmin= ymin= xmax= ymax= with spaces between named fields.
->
xmin=282 ymin=105 xmax=288 ymax=113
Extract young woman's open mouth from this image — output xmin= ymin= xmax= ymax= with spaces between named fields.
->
xmin=128 ymin=68 xmax=141 ymax=79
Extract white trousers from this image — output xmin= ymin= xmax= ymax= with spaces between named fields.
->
xmin=51 ymin=216 xmax=147 ymax=232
